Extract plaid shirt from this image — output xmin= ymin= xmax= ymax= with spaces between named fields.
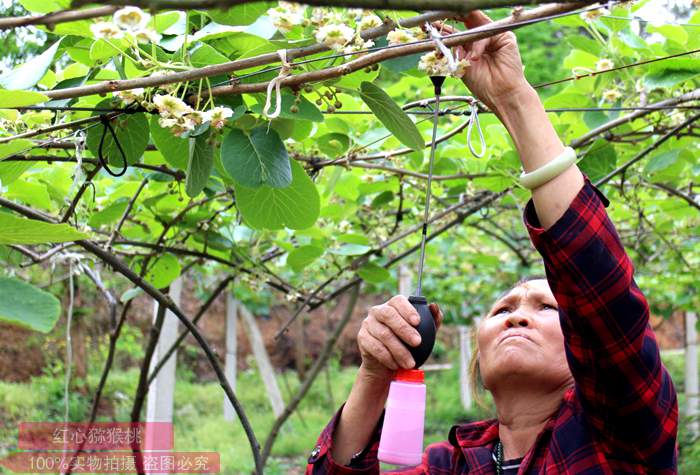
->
xmin=305 ymin=180 xmax=678 ymax=474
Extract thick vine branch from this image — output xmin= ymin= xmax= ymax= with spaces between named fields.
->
xmin=204 ymin=2 xmax=592 ymax=97
xmin=42 ymin=10 xmax=452 ymax=101
xmin=73 ymin=0 xmax=583 ymax=13
xmin=0 ymin=5 xmax=117 ymax=30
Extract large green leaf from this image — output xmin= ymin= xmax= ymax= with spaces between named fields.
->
xmin=250 ymin=94 xmax=323 ymax=122
xmin=579 ymin=140 xmax=616 ymax=182
xmin=185 ymin=131 xmax=215 ymax=197
xmin=149 ymin=115 xmax=188 ymax=169
xmin=0 ymin=277 xmax=60 ymax=333
xmin=0 ymin=40 xmax=62 ymax=90
xmin=644 ymin=58 xmax=700 ymax=88
xmin=20 ymin=0 xmax=69 ymax=13
xmin=0 ymin=213 xmax=89 ymax=245
xmin=359 ymin=81 xmax=424 ymax=152
xmin=234 ymin=159 xmax=319 ymax=230
xmin=88 ymin=198 xmax=129 ymax=228
xmin=0 ymin=90 xmax=48 ymax=108
xmin=358 ymin=262 xmax=391 ymax=284
xmin=287 ymin=245 xmax=324 ymax=272
xmin=86 ymin=101 xmax=150 ymax=166
xmin=144 ymin=254 xmax=181 ymax=289
xmin=209 ymin=3 xmax=273 ymax=25
xmin=221 ymin=127 xmax=291 ymax=188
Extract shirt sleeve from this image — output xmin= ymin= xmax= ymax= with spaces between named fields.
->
xmin=524 ymin=179 xmax=678 ymax=468
xmin=305 ymin=404 xmax=454 ymax=474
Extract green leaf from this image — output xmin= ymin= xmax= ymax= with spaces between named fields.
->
xmin=88 ymin=198 xmax=129 ymax=228
xmin=121 ymin=287 xmax=143 ymax=303
xmin=579 ymin=140 xmax=616 ymax=182
xmin=317 ymin=133 xmax=350 ymax=158
xmin=0 ymin=90 xmax=48 ymax=108
xmin=644 ymin=58 xmax=700 ymax=88
xmin=234 ymin=159 xmax=320 ymax=230
xmin=330 ymin=244 xmax=371 ymax=256
xmin=359 ymin=81 xmax=424 ymax=152
xmin=287 ymin=245 xmax=323 ymax=272
xmin=149 ymin=116 xmax=189 ymax=169
xmin=209 ymin=2 xmax=273 ymax=25
xmin=0 ymin=40 xmax=62 ymax=90
xmin=645 ymin=150 xmax=682 ymax=174
xmin=144 ymin=254 xmax=181 ymax=289
xmin=89 ymin=38 xmax=128 ymax=61
xmin=0 ymin=162 xmax=33 ymax=186
xmin=185 ymin=131 xmax=215 ymax=197
xmin=358 ymin=262 xmax=391 ymax=284
xmin=0 ymin=213 xmax=89 ymax=245
xmin=221 ymin=127 xmax=291 ymax=188
xmin=250 ymin=94 xmax=323 ymax=122
xmin=0 ymin=277 xmax=60 ymax=333
xmin=20 ymin=0 xmax=69 ymax=13
xmin=86 ymin=101 xmax=150 ymax=166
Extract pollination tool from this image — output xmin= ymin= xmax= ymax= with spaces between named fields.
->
xmin=406 ymin=74 xmax=444 ymax=369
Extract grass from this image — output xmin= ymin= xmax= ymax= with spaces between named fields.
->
xmin=1 ymin=352 xmax=699 ymax=474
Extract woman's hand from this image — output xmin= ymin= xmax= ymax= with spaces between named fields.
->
xmin=443 ymin=11 xmax=532 ymax=113
xmin=358 ymin=295 xmax=443 ymax=381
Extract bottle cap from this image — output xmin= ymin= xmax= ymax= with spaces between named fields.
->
xmin=395 ymin=368 xmax=424 ymax=383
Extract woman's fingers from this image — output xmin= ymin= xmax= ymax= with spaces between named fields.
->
xmin=366 ymin=319 xmax=416 ymax=369
xmin=461 ymin=9 xmax=493 ymax=29
xmin=372 ymin=301 xmax=420 ymax=345
xmin=467 ymin=38 xmax=489 ymax=61
xmin=358 ymin=325 xmax=400 ymax=370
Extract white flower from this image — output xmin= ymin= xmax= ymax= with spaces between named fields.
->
xmin=387 ymin=29 xmax=416 ymax=45
xmin=595 ymin=58 xmax=614 ymax=71
xmin=159 ymin=116 xmax=196 ymax=137
xmin=153 ymin=94 xmax=193 ymax=118
xmin=453 ymin=58 xmax=471 ymax=77
xmin=133 ymin=28 xmax=162 ymax=44
xmin=357 ymin=14 xmax=382 ymax=31
xmin=602 ymin=88 xmax=622 ymax=103
xmin=207 ymin=107 xmax=233 ymax=129
xmin=580 ymin=6 xmax=609 ymax=22
xmin=90 ymin=21 xmax=124 ymax=40
xmin=267 ymin=2 xmax=306 ymax=33
xmin=315 ymin=23 xmax=355 ymax=51
xmin=114 ymin=88 xmax=145 ymax=105
xmin=186 ymin=110 xmax=208 ymax=125
xmin=418 ymin=51 xmax=447 ymax=76
xmin=113 ymin=7 xmax=151 ymax=32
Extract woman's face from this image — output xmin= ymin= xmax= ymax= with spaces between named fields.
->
xmin=477 ymin=279 xmax=572 ymax=391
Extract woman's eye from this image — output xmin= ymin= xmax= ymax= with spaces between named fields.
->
xmin=493 ymin=307 xmax=509 ymax=316
xmin=542 ymin=303 xmax=558 ymax=311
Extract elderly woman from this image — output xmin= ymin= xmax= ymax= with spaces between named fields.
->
xmin=305 ymin=10 xmax=678 ymax=475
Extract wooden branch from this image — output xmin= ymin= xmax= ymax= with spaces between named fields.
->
xmin=570 ymin=88 xmax=700 ymax=148
xmin=650 ymin=182 xmax=700 ymax=212
xmin=72 ymin=0 xmax=583 ymax=14
xmin=203 ymin=2 xmax=591 ymax=98
xmin=61 ymin=164 xmax=102 ymax=223
xmin=595 ymin=113 xmax=700 ymax=187
xmin=0 ymin=5 xmax=117 ymax=31
xmin=43 ymin=10 xmax=452 ymax=101
xmin=0 ymin=196 xmax=264 ymax=475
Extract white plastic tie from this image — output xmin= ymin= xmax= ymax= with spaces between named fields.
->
xmin=425 ymin=22 xmax=457 ymax=74
xmin=263 ymin=49 xmax=292 ymax=119
xmin=466 ymin=98 xmax=486 ymax=158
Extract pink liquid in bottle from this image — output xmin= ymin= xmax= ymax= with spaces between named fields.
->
xmin=378 ymin=369 xmax=426 ymax=466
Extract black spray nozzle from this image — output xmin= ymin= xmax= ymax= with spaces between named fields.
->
xmin=430 ymin=76 xmax=446 ymax=96
xmin=406 ymin=295 xmax=437 ymax=369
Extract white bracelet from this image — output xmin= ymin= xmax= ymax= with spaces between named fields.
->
xmin=518 ymin=146 xmax=577 ymax=190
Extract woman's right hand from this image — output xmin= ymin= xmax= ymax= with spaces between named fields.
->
xmin=357 ymin=295 xmax=443 ymax=380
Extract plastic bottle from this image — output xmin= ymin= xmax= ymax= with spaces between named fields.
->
xmin=377 ymin=368 xmax=426 ymax=466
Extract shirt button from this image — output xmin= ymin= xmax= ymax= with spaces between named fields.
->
xmin=310 ymin=446 xmax=321 ymax=458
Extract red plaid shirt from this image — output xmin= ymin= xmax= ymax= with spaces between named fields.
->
xmin=305 ymin=180 xmax=678 ymax=474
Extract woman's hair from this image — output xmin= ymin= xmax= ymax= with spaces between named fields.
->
xmin=467 ymin=275 xmax=547 ymax=409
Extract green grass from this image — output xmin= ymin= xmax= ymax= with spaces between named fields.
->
xmin=1 ymin=352 xmax=699 ymax=474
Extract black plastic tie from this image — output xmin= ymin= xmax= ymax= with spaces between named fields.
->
xmin=98 ymin=114 xmax=128 ymax=177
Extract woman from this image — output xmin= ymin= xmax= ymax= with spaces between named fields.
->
xmin=306 ymin=10 xmax=678 ymax=474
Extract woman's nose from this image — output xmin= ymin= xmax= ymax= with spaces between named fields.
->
xmin=505 ymin=311 xmax=531 ymax=328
